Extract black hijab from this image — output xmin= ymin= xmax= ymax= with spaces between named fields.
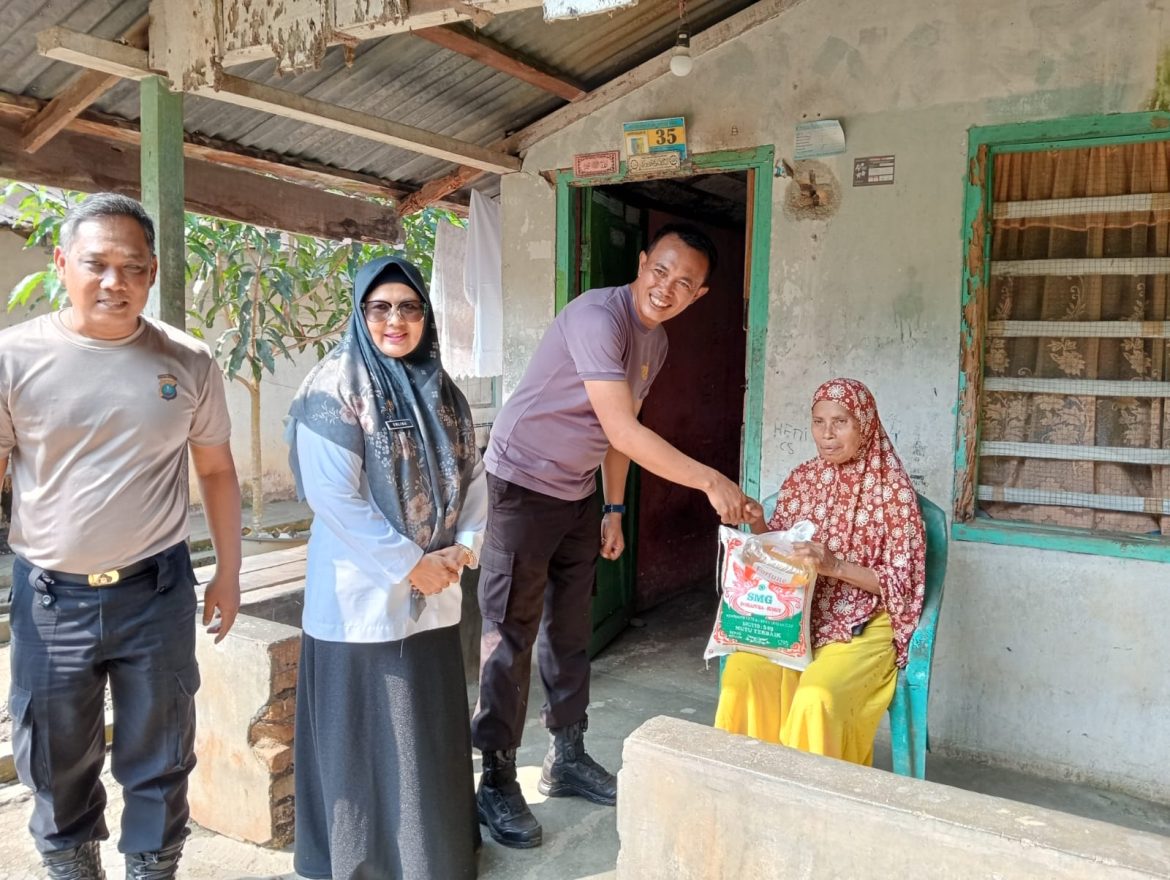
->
xmin=287 ymin=256 xmax=479 ymax=551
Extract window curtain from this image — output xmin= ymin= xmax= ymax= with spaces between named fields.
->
xmin=981 ymin=142 xmax=1170 ymax=535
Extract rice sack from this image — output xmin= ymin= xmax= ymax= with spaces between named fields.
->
xmin=704 ymin=521 xmax=817 ymax=671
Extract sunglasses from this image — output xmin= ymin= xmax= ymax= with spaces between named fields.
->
xmin=361 ymin=300 xmax=426 ymax=324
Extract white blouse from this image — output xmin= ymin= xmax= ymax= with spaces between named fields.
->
xmin=295 ymin=424 xmax=487 ymax=644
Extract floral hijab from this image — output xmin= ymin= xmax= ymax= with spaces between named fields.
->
xmin=287 ymin=256 xmax=479 ymax=552
xmin=768 ymin=378 xmax=926 ymax=667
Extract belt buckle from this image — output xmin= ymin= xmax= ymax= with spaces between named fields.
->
xmin=87 ymin=570 xmax=120 ymax=587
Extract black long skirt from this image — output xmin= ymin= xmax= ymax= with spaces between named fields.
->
xmin=293 ymin=624 xmax=479 ymax=880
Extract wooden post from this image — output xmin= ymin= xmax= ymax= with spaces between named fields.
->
xmin=139 ymin=75 xmax=185 ymax=329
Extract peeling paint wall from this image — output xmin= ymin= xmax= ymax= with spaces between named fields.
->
xmin=501 ymin=0 xmax=1170 ymax=802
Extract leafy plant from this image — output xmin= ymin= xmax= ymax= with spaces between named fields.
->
xmin=2 ymin=180 xmax=73 ymax=311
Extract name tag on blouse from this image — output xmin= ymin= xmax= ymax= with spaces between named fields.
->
xmin=387 ymin=419 xmax=414 ymax=432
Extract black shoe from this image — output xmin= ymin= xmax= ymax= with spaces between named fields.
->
xmin=43 ymin=841 xmax=106 ymax=880
xmin=476 ymin=748 xmax=543 ymax=849
xmin=124 ymin=842 xmax=183 ymax=880
xmin=538 ymin=717 xmax=617 ymax=806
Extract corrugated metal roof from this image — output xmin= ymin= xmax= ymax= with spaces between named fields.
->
xmin=0 ymin=0 xmax=756 ymax=198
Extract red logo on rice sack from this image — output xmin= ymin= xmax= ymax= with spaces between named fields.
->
xmin=725 ymin=559 xmax=805 ymax=620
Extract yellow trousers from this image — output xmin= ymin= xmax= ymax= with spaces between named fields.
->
xmin=714 ymin=612 xmax=897 ymax=766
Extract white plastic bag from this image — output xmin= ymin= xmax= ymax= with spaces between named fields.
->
xmin=704 ymin=521 xmax=818 ymax=671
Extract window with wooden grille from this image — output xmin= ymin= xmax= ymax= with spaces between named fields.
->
xmin=956 ymin=120 xmax=1170 ymax=553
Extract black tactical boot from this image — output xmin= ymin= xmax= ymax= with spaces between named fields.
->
xmin=476 ymin=748 xmax=543 ymax=849
xmin=43 ymin=841 xmax=107 ymax=880
xmin=124 ymin=841 xmax=183 ymax=880
xmin=538 ymin=717 xmax=617 ymax=806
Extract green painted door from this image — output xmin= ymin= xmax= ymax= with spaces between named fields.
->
xmin=577 ymin=188 xmax=646 ymax=656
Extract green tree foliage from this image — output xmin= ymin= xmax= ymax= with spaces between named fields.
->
xmin=2 ymin=181 xmax=70 ymax=310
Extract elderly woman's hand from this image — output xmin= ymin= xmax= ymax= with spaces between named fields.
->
xmin=408 ymin=552 xmax=462 ymax=595
xmin=790 ymin=541 xmax=844 ymax=578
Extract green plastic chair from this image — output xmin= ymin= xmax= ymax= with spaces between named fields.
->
xmin=889 ymin=493 xmax=947 ymax=778
xmin=725 ymin=491 xmax=947 ymax=779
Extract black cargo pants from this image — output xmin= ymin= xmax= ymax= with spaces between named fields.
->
xmin=471 ymin=474 xmax=599 ymax=753
xmin=7 ymin=542 xmax=200 ymax=855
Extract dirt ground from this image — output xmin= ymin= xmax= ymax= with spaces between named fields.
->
xmin=0 ymin=768 xmax=296 ymax=880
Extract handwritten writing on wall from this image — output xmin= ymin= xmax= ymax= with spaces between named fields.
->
xmin=772 ymin=421 xmax=809 ymax=457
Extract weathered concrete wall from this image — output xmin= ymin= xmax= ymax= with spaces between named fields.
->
xmin=617 ymin=716 xmax=1170 ymax=880
xmin=500 ymin=172 xmax=557 ymax=395
xmin=501 ymin=0 xmax=1170 ymax=801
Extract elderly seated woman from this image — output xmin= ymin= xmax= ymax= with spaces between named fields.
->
xmin=715 ymin=378 xmax=926 ymax=766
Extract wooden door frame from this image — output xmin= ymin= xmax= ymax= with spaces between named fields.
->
xmin=553 ymin=145 xmax=775 ymax=502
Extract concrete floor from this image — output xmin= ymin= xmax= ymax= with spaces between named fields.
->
xmin=1 ymin=585 xmax=1168 ymax=879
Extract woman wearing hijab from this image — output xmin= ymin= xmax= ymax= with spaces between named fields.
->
xmin=287 ymin=256 xmax=485 ymax=879
xmin=715 ymin=378 xmax=926 ymax=766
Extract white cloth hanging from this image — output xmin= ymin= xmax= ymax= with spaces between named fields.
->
xmin=465 ymin=191 xmax=504 ymax=378
xmin=430 ymin=219 xmax=476 ymax=379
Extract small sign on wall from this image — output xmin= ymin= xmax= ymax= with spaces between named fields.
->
xmin=853 ymin=155 xmax=895 ymax=186
xmin=622 ymin=116 xmax=687 ymax=161
xmin=627 ymin=153 xmax=682 ymax=175
xmin=573 ymin=150 xmax=620 ymax=178
xmin=794 ymin=120 xmax=845 ymax=159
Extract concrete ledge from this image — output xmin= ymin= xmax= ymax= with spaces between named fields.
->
xmin=189 ymin=611 xmax=301 ymax=847
xmin=616 ymin=716 xmax=1170 ymax=880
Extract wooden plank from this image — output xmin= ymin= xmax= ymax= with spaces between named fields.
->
xmin=989 ymin=258 xmax=1170 ymax=276
xmin=982 ymin=378 xmax=1170 ymax=398
xmin=953 ymin=142 xmax=991 ymax=523
xmin=22 ymin=15 xmax=150 ymax=153
xmin=22 ymin=72 xmax=119 ymax=151
xmin=220 ymin=0 xmax=546 ymax=67
xmin=194 ymin=566 xmax=306 ymax=600
xmin=397 ymin=164 xmax=484 ymax=216
xmin=193 ymin=545 xmax=308 ymax=583
xmin=977 ymin=484 xmax=1170 ymax=516
xmin=0 ymin=90 xmax=470 ymax=210
xmin=993 ymin=192 xmax=1170 ymax=219
xmin=202 ymin=73 xmax=521 ymax=174
xmin=953 ymin=519 xmax=1170 ymax=565
xmin=0 ymin=115 xmax=402 ymax=243
xmin=140 ymin=75 xmax=186 ymax=328
xmin=987 ymin=320 xmax=1170 ymax=338
xmin=414 ymin=25 xmax=586 ymax=102
xmin=37 ymin=27 xmax=521 ymax=175
xmin=37 ymin=27 xmax=155 ymax=82
xmin=980 ymin=441 xmax=1170 ymax=465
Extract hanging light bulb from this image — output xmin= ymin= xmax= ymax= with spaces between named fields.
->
xmin=669 ymin=0 xmax=693 ymax=77
xmin=670 ymin=30 xmax=693 ymax=77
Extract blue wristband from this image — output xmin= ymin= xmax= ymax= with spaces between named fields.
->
xmin=602 ymin=504 xmax=626 ymax=515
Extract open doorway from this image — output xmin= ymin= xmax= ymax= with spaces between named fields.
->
xmin=556 ymin=150 xmax=773 ymax=654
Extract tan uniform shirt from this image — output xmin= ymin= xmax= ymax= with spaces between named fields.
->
xmin=0 ymin=312 xmax=231 ymax=572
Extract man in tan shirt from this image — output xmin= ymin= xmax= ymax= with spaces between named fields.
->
xmin=0 ymin=193 xmax=241 ymax=880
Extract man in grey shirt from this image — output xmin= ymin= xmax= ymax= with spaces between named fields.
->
xmin=474 ymin=223 xmax=760 ymax=848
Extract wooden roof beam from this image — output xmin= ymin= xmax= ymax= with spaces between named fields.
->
xmin=413 ymin=25 xmax=587 ymax=102
xmin=220 ymin=0 xmax=546 ymax=69
xmin=36 ymin=27 xmax=522 ymax=175
xmin=0 ymin=114 xmax=402 ymax=243
xmin=22 ymin=15 xmax=151 ymax=154
xmin=0 ymin=91 xmax=468 ymax=214
xmin=397 ymin=164 xmax=485 ymax=216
